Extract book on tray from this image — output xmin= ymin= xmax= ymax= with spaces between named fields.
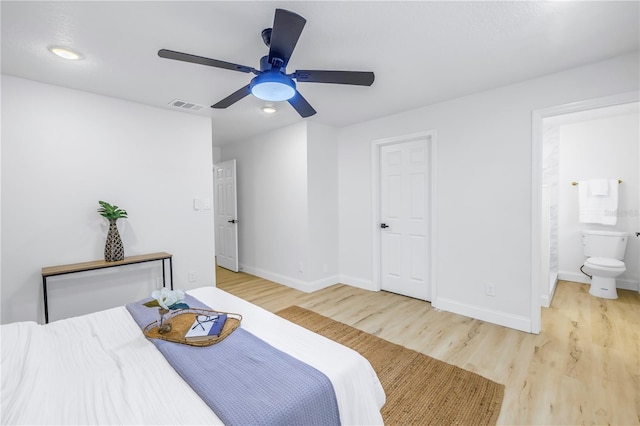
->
xmin=184 ymin=313 xmax=228 ymax=341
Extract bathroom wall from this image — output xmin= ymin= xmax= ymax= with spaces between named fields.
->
xmin=556 ymin=105 xmax=639 ymax=290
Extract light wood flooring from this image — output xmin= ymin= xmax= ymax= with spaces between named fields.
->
xmin=216 ymin=267 xmax=640 ymax=425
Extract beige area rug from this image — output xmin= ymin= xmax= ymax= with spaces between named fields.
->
xmin=276 ymin=306 xmax=504 ymax=426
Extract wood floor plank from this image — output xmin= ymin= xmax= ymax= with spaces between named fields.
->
xmin=216 ymin=268 xmax=640 ymax=425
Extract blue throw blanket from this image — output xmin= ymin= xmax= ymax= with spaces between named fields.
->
xmin=126 ymin=295 xmax=341 ymax=426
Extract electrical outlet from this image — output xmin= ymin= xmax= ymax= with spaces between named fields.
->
xmin=486 ymin=283 xmax=496 ymax=296
xmin=298 ymin=262 xmax=304 ymax=273
xmin=188 ymin=271 xmax=196 ymax=282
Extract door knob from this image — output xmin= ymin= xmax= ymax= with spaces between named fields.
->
xmin=228 ymin=219 xmax=238 ymax=224
xmin=636 ymin=232 xmax=639 ymax=237
xmin=380 ymin=223 xmax=389 ymax=229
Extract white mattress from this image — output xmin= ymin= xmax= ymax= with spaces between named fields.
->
xmin=1 ymin=286 xmax=385 ymax=425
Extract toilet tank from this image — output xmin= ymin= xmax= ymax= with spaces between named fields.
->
xmin=582 ymin=230 xmax=629 ymax=259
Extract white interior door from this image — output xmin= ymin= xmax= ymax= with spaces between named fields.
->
xmin=214 ymin=159 xmax=239 ymax=272
xmin=379 ymin=138 xmax=431 ymax=300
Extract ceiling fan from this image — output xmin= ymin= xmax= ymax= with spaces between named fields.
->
xmin=158 ymin=8 xmax=375 ymax=118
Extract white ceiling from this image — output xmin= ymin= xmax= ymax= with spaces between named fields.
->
xmin=2 ymin=1 xmax=638 ymax=145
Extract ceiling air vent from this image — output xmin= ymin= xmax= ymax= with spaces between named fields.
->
xmin=168 ymin=99 xmax=205 ymax=112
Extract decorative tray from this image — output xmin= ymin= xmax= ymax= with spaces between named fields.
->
xmin=143 ymin=308 xmax=242 ymax=347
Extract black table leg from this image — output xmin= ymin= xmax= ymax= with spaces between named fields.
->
xmin=43 ymin=276 xmax=49 ymax=324
xmin=169 ymin=257 xmax=173 ymax=290
xmin=162 ymin=260 xmax=166 ymax=288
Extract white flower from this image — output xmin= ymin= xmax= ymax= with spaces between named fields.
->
xmin=151 ymin=288 xmax=186 ymax=310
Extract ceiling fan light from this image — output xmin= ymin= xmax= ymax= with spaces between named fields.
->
xmin=250 ymin=72 xmax=296 ymax=101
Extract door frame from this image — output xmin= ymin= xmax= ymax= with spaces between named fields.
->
xmin=371 ymin=130 xmax=438 ymax=303
xmin=530 ymin=90 xmax=639 ymax=333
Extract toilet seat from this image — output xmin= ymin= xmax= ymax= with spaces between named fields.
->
xmin=585 ymin=257 xmax=625 ymax=269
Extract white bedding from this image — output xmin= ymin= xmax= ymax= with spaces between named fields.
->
xmin=1 ymin=286 xmax=385 ymax=425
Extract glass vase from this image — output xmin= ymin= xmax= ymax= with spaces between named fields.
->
xmin=158 ymin=308 xmax=172 ymax=334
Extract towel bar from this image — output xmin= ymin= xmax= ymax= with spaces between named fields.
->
xmin=571 ymin=180 xmax=622 ymax=186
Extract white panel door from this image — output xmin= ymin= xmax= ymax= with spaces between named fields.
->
xmin=214 ymin=159 xmax=239 ymax=272
xmin=380 ymin=139 xmax=430 ymax=300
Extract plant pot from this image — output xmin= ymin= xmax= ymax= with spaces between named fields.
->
xmin=104 ymin=219 xmax=124 ymax=262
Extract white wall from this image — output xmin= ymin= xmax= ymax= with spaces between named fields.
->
xmin=558 ymin=112 xmax=639 ymax=289
xmin=307 ymin=122 xmax=339 ymax=285
xmin=1 ymin=76 xmax=216 ymax=324
xmin=337 ymin=52 xmax=639 ymax=332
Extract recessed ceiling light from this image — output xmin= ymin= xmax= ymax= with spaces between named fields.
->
xmin=48 ymin=46 xmax=83 ymax=60
xmin=261 ymin=105 xmax=277 ymax=114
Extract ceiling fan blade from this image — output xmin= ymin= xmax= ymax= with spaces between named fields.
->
xmin=159 ymin=49 xmax=256 ymax=74
xmin=211 ymin=84 xmax=252 ymax=109
xmin=287 ymin=91 xmax=316 ymax=118
xmin=293 ymin=70 xmax=375 ymax=86
xmin=268 ymin=9 xmax=306 ymax=68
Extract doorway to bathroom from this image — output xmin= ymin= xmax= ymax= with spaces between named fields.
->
xmin=532 ymin=91 xmax=640 ymax=332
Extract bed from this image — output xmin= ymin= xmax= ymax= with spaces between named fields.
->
xmin=1 ymin=286 xmax=385 ymax=425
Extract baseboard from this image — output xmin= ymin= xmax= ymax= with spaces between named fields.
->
xmin=238 ymin=264 xmax=338 ymax=293
xmin=435 ymin=297 xmax=532 ymax=333
xmin=337 ymin=275 xmax=375 ymax=291
xmin=559 ymin=271 xmax=639 ymax=292
xmin=306 ymin=275 xmax=341 ymax=292
xmin=235 ymin=265 xmax=377 ymax=293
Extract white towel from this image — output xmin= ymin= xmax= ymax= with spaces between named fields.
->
xmin=578 ymin=179 xmax=618 ymax=225
xmin=589 ymin=179 xmax=609 ymax=195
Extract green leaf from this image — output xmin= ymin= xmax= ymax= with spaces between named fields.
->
xmin=98 ymin=200 xmax=128 ymax=220
xmin=143 ymin=300 xmax=160 ymax=308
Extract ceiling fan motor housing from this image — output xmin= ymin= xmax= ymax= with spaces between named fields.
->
xmin=259 ymin=54 xmax=285 ymax=72
xmin=261 ymin=28 xmax=272 ymax=47
xmin=259 ymin=55 xmax=274 ymax=72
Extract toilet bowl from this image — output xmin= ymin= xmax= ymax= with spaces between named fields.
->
xmin=582 ymin=257 xmax=626 ymax=299
xmin=581 ymin=230 xmax=628 ymax=300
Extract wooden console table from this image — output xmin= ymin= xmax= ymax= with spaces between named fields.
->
xmin=41 ymin=252 xmax=173 ymax=324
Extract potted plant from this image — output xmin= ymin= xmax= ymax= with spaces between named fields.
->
xmin=98 ymin=201 xmax=128 ymax=262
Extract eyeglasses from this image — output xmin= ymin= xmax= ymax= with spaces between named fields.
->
xmin=192 ymin=314 xmax=218 ymax=331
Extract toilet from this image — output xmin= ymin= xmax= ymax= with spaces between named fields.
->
xmin=581 ymin=230 xmax=628 ymax=299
